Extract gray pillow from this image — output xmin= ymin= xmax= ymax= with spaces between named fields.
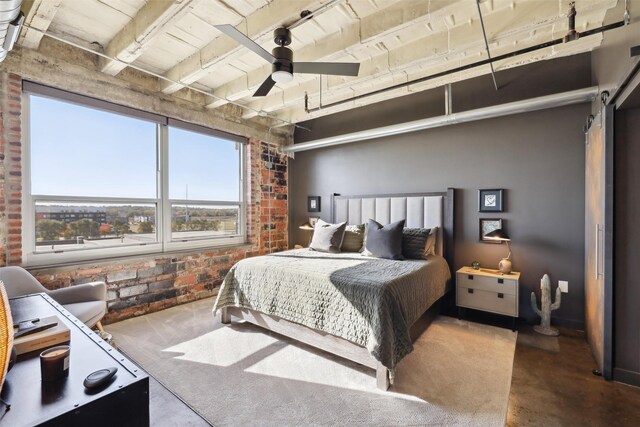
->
xmin=402 ymin=228 xmax=431 ymax=259
xmin=310 ymin=219 xmax=347 ymax=253
xmin=363 ymin=219 xmax=405 ymax=260
xmin=341 ymin=224 xmax=365 ymax=252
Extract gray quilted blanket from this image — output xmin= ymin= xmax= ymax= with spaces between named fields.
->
xmin=213 ymin=249 xmax=451 ymax=369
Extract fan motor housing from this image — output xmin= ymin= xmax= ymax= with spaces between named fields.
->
xmin=273 ymin=27 xmax=291 ymax=46
xmin=272 ymin=46 xmax=293 ymax=74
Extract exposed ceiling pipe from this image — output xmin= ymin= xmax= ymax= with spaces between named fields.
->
xmin=284 ymin=86 xmax=598 ymax=153
xmin=304 ymin=17 xmax=624 ymax=115
xmin=0 ymin=0 xmax=23 ymax=62
xmin=21 ymin=23 xmax=309 ymax=132
xmin=287 ymin=0 xmax=343 ymax=30
xmin=563 ymin=2 xmax=580 ymax=43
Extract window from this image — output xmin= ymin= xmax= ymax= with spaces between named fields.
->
xmin=167 ymin=123 xmax=242 ymax=245
xmin=23 ymin=83 xmax=245 ymax=266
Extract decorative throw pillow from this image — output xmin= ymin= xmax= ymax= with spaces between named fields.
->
xmin=341 ymin=224 xmax=365 ymax=252
xmin=402 ymin=228 xmax=431 ymax=259
xmin=362 ymin=219 xmax=405 ymax=260
xmin=309 ymin=219 xmax=347 ymax=253
xmin=425 ymin=226 xmax=439 ymax=256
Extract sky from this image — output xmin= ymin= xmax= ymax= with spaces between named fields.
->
xmin=30 ymin=95 xmax=240 ymax=202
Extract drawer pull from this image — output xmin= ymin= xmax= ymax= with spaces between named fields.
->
xmin=498 ymin=278 xmax=504 ymax=284
xmin=498 ymin=293 xmax=504 ymax=299
xmin=468 ymin=275 xmax=474 ymax=280
xmin=468 ymin=288 xmax=474 ymax=294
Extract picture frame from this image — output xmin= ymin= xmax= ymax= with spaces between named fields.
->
xmin=308 ymin=196 xmax=321 ymax=213
xmin=308 ymin=217 xmax=320 ymax=228
xmin=478 ymin=189 xmax=504 ymax=212
xmin=479 ymin=218 xmax=503 ymax=243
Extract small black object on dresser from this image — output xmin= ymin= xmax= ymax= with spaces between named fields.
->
xmin=84 ymin=367 xmax=118 ymax=389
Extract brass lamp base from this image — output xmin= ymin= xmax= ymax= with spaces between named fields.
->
xmin=498 ymin=258 xmax=512 ymax=274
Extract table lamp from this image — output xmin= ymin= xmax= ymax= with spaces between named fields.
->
xmin=484 ymin=228 xmax=512 ymax=274
xmin=299 ymin=221 xmax=314 ymax=246
xmin=0 ymin=281 xmax=14 ymax=407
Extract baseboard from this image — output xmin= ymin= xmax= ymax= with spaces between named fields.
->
xmin=551 ymin=317 xmax=584 ymax=331
xmin=614 ymin=368 xmax=640 ymax=387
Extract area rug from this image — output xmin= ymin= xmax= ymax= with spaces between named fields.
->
xmin=108 ymin=298 xmax=517 ymax=426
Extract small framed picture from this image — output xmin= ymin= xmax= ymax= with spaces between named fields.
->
xmin=479 ymin=189 xmax=504 ymax=212
xmin=309 ymin=217 xmax=319 ymax=228
xmin=480 ymin=218 xmax=503 ymax=243
xmin=308 ymin=196 xmax=321 ymax=213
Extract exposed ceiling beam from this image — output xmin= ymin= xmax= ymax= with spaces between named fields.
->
xmin=236 ymin=0 xmax=550 ymax=118
xmin=19 ymin=0 xmax=63 ymax=49
xmin=236 ymin=0 xmax=613 ymax=121
xmin=204 ymin=0 xmax=460 ymax=109
xmin=273 ymin=36 xmax=605 ymax=124
xmin=160 ymin=0 xmax=324 ymax=94
xmin=100 ymin=0 xmax=197 ymax=76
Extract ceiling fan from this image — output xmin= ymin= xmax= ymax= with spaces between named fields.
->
xmin=215 ymin=25 xmax=360 ymax=96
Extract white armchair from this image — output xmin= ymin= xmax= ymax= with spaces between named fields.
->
xmin=0 ymin=266 xmax=107 ymax=330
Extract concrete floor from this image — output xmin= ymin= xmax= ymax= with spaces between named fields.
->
xmin=140 ymin=310 xmax=640 ymax=426
xmin=507 ymin=326 xmax=640 ymax=426
xmin=149 ymin=376 xmax=209 ymax=426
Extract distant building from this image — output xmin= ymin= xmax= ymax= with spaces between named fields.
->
xmin=36 ymin=208 xmax=107 ymax=224
xmin=132 ymin=215 xmax=151 ymax=223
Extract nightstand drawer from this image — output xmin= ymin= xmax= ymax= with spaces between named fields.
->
xmin=456 ymin=273 xmax=517 ymax=295
xmin=457 ymin=286 xmax=517 ymax=316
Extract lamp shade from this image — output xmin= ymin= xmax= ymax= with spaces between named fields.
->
xmin=484 ymin=228 xmax=510 ymax=241
xmin=0 ymin=281 xmax=13 ymax=394
xmin=299 ymin=221 xmax=314 ymax=231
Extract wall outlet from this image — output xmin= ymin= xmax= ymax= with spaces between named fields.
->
xmin=559 ymin=280 xmax=569 ymax=293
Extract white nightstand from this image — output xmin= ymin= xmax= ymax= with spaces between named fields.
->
xmin=456 ymin=266 xmax=520 ymax=331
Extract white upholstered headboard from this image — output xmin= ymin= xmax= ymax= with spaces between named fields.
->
xmin=332 ymin=190 xmax=455 ymax=264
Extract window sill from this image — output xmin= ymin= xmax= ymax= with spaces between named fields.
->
xmin=25 ymin=242 xmax=255 ymax=273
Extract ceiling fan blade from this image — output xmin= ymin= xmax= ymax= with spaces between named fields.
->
xmin=254 ymin=76 xmax=276 ymax=96
xmin=294 ymin=62 xmax=360 ymax=76
xmin=215 ymin=24 xmax=275 ymax=64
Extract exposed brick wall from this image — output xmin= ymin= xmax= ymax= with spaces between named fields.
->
xmin=0 ymin=72 xmax=288 ymax=324
xmin=0 ymin=73 xmax=22 ymax=267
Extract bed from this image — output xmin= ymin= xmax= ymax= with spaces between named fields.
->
xmin=213 ymin=189 xmax=455 ymax=390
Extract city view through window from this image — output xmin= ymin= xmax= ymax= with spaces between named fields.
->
xmin=29 ymin=92 xmax=242 ymax=256
xmin=34 ymin=203 xmax=239 ymax=252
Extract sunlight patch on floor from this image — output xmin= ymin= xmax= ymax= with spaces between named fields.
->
xmin=243 ymin=343 xmax=423 ymax=402
xmin=162 ymin=327 xmax=278 ymax=367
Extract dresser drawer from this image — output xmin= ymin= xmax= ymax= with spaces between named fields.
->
xmin=456 ymin=272 xmax=517 ymax=295
xmin=457 ymin=286 xmax=518 ymax=316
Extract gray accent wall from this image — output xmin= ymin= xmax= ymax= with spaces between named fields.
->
xmin=290 ymin=105 xmax=588 ymax=328
xmin=614 ymin=105 xmax=640 ymax=384
xmin=290 ymin=55 xmax=592 ymax=328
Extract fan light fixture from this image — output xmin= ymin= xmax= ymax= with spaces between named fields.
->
xmin=272 ymin=70 xmax=293 ymax=83
xmin=214 ymin=25 xmax=359 ymax=96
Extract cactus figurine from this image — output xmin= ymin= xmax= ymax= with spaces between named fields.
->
xmin=531 ymin=274 xmax=561 ymax=336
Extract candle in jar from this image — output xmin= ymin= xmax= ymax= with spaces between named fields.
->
xmin=40 ymin=345 xmax=70 ymax=381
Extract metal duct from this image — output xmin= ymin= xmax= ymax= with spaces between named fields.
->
xmin=0 ymin=0 xmax=23 ymax=62
xmin=284 ymin=86 xmax=599 ymax=153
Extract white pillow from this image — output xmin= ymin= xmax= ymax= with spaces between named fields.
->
xmin=309 ymin=219 xmax=347 ymax=253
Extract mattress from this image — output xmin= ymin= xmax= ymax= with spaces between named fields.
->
xmin=213 ymin=248 xmax=451 ymax=369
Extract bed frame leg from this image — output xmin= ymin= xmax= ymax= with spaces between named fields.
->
xmin=376 ymin=363 xmax=390 ymax=391
xmin=221 ymin=307 xmax=231 ymax=324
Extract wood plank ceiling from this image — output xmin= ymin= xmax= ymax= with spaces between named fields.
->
xmin=19 ymin=0 xmax=618 ymax=125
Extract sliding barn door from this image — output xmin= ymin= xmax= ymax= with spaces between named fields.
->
xmin=584 ymin=104 xmax=613 ymax=379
